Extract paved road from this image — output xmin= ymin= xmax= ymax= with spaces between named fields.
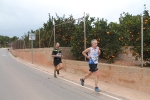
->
xmin=0 ymin=48 xmax=127 ymax=100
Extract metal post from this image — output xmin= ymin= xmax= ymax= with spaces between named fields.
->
xmin=20 ymin=40 xmax=21 ymax=49
xmin=84 ymin=12 xmax=86 ymax=61
xmin=29 ymin=40 xmax=30 ymax=48
xmin=17 ymin=40 xmax=18 ymax=49
xmin=53 ymin=17 xmax=56 ymax=47
xmin=20 ymin=40 xmax=22 ymax=49
xmin=23 ymin=33 xmax=26 ymax=49
xmin=31 ymin=40 xmax=33 ymax=64
xmin=141 ymin=16 xmax=143 ymax=67
xmin=49 ymin=13 xmax=50 ymax=22
xmin=21 ymin=40 xmax=22 ymax=49
xmin=22 ymin=37 xmax=26 ymax=49
xmin=23 ymin=40 xmax=25 ymax=49
xmin=24 ymin=38 xmax=26 ymax=49
xmin=39 ymin=29 xmax=40 ymax=48
xmin=15 ymin=41 xmax=16 ymax=49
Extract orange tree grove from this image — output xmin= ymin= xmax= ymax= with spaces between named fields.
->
xmin=118 ymin=10 xmax=150 ymax=66
xmin=22 ymin=9 xmax=150 ymax=64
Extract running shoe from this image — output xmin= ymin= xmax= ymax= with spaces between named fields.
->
xmin=54 ymin=74 xmax=57 ymax=78
xmin=80 ymin=78 xmax=84 ymax=86
xmin=95 ymin=87 xmax=100 ymax=92
xmin=56 ymin=69 xmax=59 ymax=75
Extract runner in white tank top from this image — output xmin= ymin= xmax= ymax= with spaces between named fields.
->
xmin=80 ymin=39 xmax=101 ymax=92
xmin=88 ymin=47 xmax=99 ymax=64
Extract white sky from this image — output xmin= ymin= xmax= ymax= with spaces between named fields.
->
xmin=0 ymin=0 xmax=149 ymax=37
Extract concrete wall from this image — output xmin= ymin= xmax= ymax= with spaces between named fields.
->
xmin=10 ymin=48 xmax=74 ymax=66
xmin=10 ymin=48 xmax=150 ymax=93
xmin=114 ymin=46 xmax=141 ymax=66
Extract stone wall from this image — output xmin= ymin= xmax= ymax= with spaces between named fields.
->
xmin=10 ymin=48 xmax=150 ymax=93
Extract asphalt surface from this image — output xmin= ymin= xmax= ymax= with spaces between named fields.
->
xmin=0 ymin=48 xmax=127 ymax=100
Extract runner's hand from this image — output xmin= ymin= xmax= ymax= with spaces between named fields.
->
xmin=86 ymin=56 xmax=91 ymax=59
xmin=56 ymin=54 xmax=61 ymax=58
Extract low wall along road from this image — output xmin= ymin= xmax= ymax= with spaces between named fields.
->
xmin=10 ymin=48 xmax=150 ymax=93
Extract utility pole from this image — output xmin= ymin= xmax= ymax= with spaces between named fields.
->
xmin=84 ymin=12 xmax=86 ymax=61
xmin=49 ymin=13 xmax=50 ymax=22
xmin=22 ymin=36 xmax=26 ymax=49
xmin=20 ymin=39 xmax=21 ymax=49
xmin=141 ymin=16 xmax=143 ymax=67
xmin=17 ymin=40 xmax=19 ymax=49
xmin=141 ymin=4 xmax=146 ymax=67
xmin=39 ymin=29 xmax=40 ymax=48
xmin=53 ymin=16 xmax=56 ymax=47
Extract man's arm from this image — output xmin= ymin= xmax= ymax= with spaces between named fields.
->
xmin=98 ymin=47 xmax=101 ymax=56
xmin=52 ymin=55 xmax=58 ymax=57
xmin=82 ymin=48 xmax=90 ymax=59
xmin=52 ymin=50 xmax=58 ymax=57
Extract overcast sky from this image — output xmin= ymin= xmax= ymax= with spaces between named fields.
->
xmin=0 ymin=0 xmax=149 ymax=37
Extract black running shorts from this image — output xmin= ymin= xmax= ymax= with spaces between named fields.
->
xmin=89 ymin=64 xmax=98 ymax=72
xmin=53 ymin=60 xmax=62 ymax=67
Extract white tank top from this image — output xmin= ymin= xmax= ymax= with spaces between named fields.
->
xmin=88 ymin=47 xmax=99 ymax=64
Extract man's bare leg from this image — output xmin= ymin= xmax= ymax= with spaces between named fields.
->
xmin=83 ymin=71 xmax=92 ymax=80
xmin=94 ymin=70 xmax=99 ymax=87
xmin=80 ymin=71 xmax=92 ymax=86
xmin=57 ymin=63 xmax=63 ymax=70
xmin=56 ymin=63 xmax=63 ymax=75
xmin=94 ymin=70 xmax=100 ymax=92
xmin=54 ymin=66 xmax=58 ymax=78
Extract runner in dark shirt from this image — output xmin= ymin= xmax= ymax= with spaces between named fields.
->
xmin=52 ymin=43 xmax=63 ymax=78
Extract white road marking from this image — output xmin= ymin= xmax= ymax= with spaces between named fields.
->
xmin=9 ymin=52 xmax=122 ymax=100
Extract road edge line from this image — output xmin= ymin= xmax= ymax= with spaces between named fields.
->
xmin=9 ymin=52 xmax=122 ymax=100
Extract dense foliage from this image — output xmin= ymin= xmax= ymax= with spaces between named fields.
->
xmin=11 ymin=6 xmax=150 ymax=64
xmin=0 ymin=35 xmax=18 ymax=48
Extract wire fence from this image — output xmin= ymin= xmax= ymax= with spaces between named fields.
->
xmin=12 ymin=40 xmax=25 ymax=49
